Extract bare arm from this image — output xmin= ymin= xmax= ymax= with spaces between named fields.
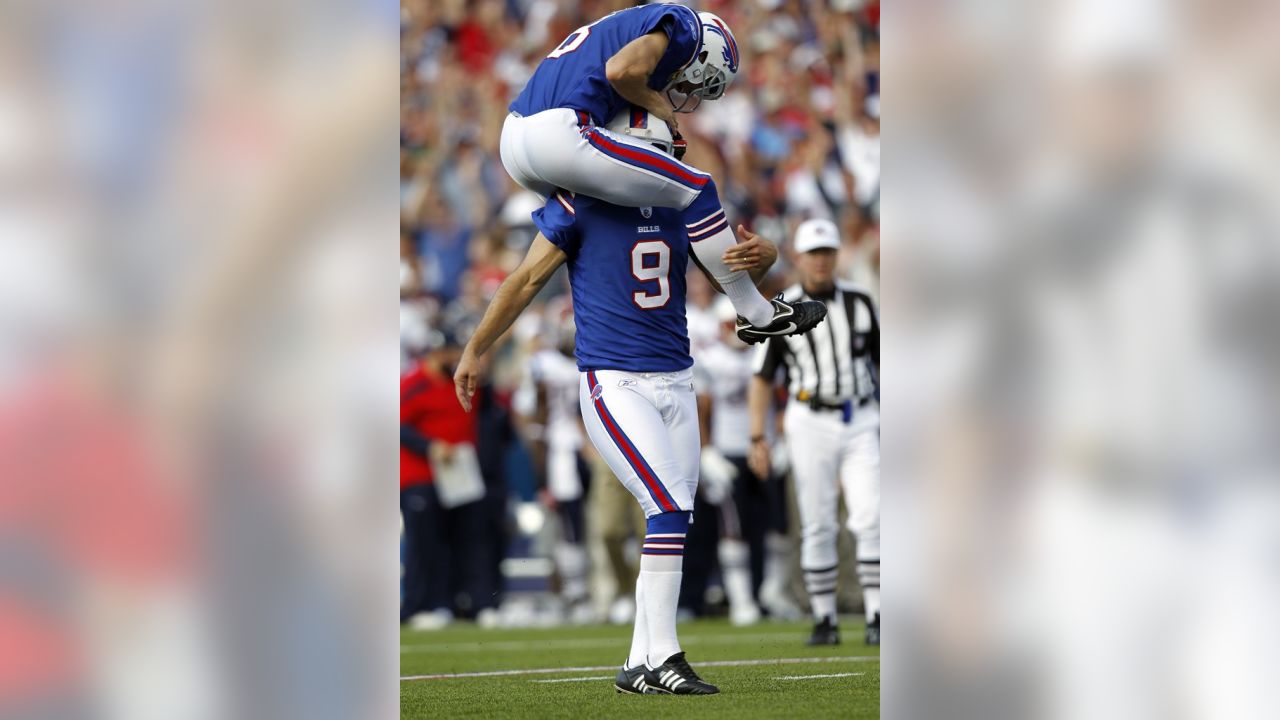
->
xmin=697 ymin=394 xmax=713 ymax=446
xmin=455 ymin=234 xmax=567 ymax=410
xmin=605 ymin=31 xmax=678 ymax=132
xmin=747 ymin=375 xmax=774 ymax=478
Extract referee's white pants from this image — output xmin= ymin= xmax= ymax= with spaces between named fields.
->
xmin=784 ymin=402 xmax=881 ymax=571
xmin=579 ymin=368 xmax=700 ymax=518
xmin=499 ymin=108 xmax=708 ymax=210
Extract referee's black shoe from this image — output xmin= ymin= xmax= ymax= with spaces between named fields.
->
xmin=807 ymin=616 xmax=841 ymax=646
xmin=736 ymin=294 xmax=827 ymax=345
xmin=614 ymin=663 xmax=659 ymax=695
xmin=865 ymin=612 xmax=880 ymax=646
xmin=643 ymin=652 xmax=720 ymax=695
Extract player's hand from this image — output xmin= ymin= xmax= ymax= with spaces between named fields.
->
xmin=748 ymin=437 xmax=771 ymax=479
xmin=454 ymin=349 xmax=481 ymax=412
xmin=723 ymin=225 xmax=778 ymax=273
xmin=652 ymin=103 xmax=679 ymax=136
xmin=430 ymin=441 xmax=456 ymax=465
xmin=537 ymin=487 xmax=559 ymax=511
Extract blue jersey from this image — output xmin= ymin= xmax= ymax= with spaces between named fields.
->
xmin=511 ymin=3 xmax=702 ymax=126
xmin=533 ymin=191 xmax=693 ymax=373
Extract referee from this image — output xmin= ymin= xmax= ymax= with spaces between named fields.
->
xmin=746 ymin=218 xmax=881 ymax=646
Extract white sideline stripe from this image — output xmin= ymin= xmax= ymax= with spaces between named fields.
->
xmin=531 ymin=676 xmax=613 ymax=684
xmin=402 ymin=655 xmax=879 ymax=681
xmin=402 ymin=631 xmax=809 ymax=654
xmin=775 ymin=672 xmax=865 ymax=681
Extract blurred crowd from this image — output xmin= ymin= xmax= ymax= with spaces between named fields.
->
xmin=401 ymin=0 xmax=880 ymax=627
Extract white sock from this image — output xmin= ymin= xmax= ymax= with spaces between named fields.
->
xmin=805 ymin=562 xmax=840 ymax=623
xmin=718 ymin=539 xmax=756 ymax=613
xmin=639 ymin=515 xmax=689 ymax=667
xmin=811 ymin=592 xmax=837 ymax=624
xmin=641 ymin=553 xmax=683 ymax=667
xmin=687 ymin=220 xmax=774 ymax=325
xmin=722 ymin=273 xmax=775 ymax=326
xmin=858 ymin=557 xmax=881 ymax=622
xmin=863 ymin=586 xmax=880 ymax=622
xmin=626 ymin=576 xmax=648 ymax=669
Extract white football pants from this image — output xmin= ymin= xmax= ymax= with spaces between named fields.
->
xmin=579 ymin=368 xmax=700 ymax=518
xmin=500 ymin=108 xmax=710 ymax=210
xmin=784 ymin=402 xmax=881 ymax=573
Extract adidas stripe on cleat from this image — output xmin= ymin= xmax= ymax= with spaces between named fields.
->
xmin=642 ymin=652 xmax=719 ymax=695
xmin=614 ymin=664 xmax=658 ymax=695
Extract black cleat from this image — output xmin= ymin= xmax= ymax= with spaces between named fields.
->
xmin=807 ymin=616 xmax=841 ymax=646
xmin=736 ymin=294 xmax=828 ymax=345
xmin=864 ymin=612 xmax=880 ymax=646
xmin=643 ymin=652 xmax=720 ymax=695
xmin=615 ymin=663 xmax=659 ymax=695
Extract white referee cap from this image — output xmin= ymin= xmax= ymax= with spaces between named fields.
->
xmin=793 ymin=218 xmax=841 ymax=254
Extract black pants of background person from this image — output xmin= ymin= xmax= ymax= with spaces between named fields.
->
xmin=401 ymin=484 xmax=502 ymax=621
xmin=474 ymin=382 xmax=513 ymax=607
xmin=400 ymin=483 xmax=450 ymax=622
xmin=678 ymin=456 xmax=785 ymax=614
xmin=732 ymin=456 xmax=789 ymax=597
xmin=678 ymin=493 xmax=721 ymax=615
xmin=444 ymin=494 xmax=501 ymax=619
xmin=480 ymin=491 xmax=507 ymax=608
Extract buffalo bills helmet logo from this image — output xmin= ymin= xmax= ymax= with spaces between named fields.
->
xmin=705 ymin=18 xmax=739 ymax=73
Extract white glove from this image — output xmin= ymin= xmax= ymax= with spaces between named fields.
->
xmin=770 ymin=439 xmax=791 ymax=477
xmin=699 ymin=447 xmax=739 ymax=504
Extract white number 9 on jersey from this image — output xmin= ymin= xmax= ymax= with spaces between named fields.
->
xmin=631 ymin=240 xmax=671 ymax=310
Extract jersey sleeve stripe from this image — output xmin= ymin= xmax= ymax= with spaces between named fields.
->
xmin=687 ymin=217 xmax=729 ymax=240
xmin=585 ymin=128 xmax=708 ymax=189
xmin=556 ymin=192 xmax=576 ymax=215
xmin=686 ymin=209 xmax=725 ymax=230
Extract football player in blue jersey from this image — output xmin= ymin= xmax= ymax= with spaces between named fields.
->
xmin=458 ymin=109 xmax=788 ymax=695
xmin=502 ymin=3 xmax=826 ymax=345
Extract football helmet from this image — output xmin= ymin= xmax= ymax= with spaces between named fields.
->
xmin=667 ymin=11 xmax=740 ymax=113
xmin=605 ymin=106 xmax=675 ymax=156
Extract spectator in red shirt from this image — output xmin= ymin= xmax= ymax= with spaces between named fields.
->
xmin=401 ymin=329 xmax=498 ymax=627
xmin=400 ymin=330 xmax=461 ymax=626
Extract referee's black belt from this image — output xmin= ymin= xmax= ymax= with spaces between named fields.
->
xmin=796 ymin=394 xmax=872 ymax=422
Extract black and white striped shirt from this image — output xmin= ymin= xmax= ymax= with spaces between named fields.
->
xmin=753 ymin=281 xmax=880 ymax=406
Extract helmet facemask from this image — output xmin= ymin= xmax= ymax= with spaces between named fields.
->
xmin=665 ymin=50 xmax=728 ymax=114
xmin=666 ymin=84 xmax=704 ymax=114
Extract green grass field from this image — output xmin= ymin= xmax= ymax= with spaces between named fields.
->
xmin=401 ymin=617 xmax=879 ymax=719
